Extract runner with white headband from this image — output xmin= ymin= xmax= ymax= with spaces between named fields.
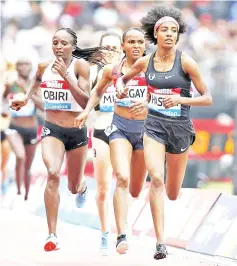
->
xmin=116 ymin=5 xmax=212 ymax=260
xmin=154 ymin=16 xmax=180 ymax=32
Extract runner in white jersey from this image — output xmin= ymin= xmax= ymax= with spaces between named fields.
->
xmin=75 ymin=28 xmax=149 ymax=255
xmin=90 ymin=30 xmax=123 ymax=256
xmin=10 ymin=27 xmax=110 ymax=252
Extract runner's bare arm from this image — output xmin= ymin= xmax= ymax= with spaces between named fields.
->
xmin=25 ymin=62 xmax=49 ymax=100
xmin=63 ymin=59 xmax=90 ymax=109
xmin=10 ymin=62 xmax=48 ymax=110
xmin=121 ymin=56 xmax=148 ymax=84
xmin=83 ymin=65 xmax=113 ymax=114
xmin=31 ymin=91 xmax=43 ymax=111
xmin=180 ymin=54 xmax=212 ymax=106
xmin=3 ymin=83 xmax=12 ymax=99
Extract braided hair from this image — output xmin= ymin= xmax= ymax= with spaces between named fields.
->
xmin=122 ymin=27 xmax=145 ymax=42
xmin=140 ymin=5 xmax=187 ymax=45
xmin=55 ymin=28 xmax=113 ymax=67
xmin=122 ymin=27 xmax=146 ymax=57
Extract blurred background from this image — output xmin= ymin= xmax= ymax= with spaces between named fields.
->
xmin=1 ymin=0 xmax=237 ymax=199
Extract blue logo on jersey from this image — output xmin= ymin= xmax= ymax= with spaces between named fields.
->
xmin=44 ymin=102 xmax=71 ymax=110
xmin=116 ymin=99 xmax=132 ymax=108
xmin=100 ymin=106 xmax=114 ymax=112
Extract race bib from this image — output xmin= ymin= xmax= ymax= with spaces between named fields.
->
xmin=116 ymin=86 xmax=147 ymax=107
xmin=100 ymin=85 xmax=116 ymax=112
xmin=148 ymin=88 xmax=181 ymax=117
xmin=104 ymin=124 xmax=118 ymax=136
xmin=40 ymin=80 xmax=72 ymax=110
xmin=42 ymin=88 xmax=71 ymax=110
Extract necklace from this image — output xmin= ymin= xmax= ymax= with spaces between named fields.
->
xmin=156 ymin=50 xmax=175 ymax=63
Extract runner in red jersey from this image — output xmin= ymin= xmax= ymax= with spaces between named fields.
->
xmin=75 ymin=28 xmax=148 ymax=255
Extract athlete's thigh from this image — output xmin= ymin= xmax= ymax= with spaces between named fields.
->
xmin=130 ymin=149 xmax=147 ymax=197
xmin=143 ymin=134 xmax=166 ymax=181
xmin=109 ymin=138 xmax=132 ymax=179
xmin=66 ymin=144 xmax=88 ymax=183
xmin=1 ymin=139 xmax=11 ymax=169
xmin=93 ymin=137 xmax=112 ymax=188
xmin=41 ymin=136 xmax=65 ymax=173
xmin=166 ymin=149 xmax=189 ymax=197
xmin=6 ymin=130 xmax=25 ymax=158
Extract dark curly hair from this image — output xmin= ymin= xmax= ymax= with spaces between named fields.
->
xmin=55 ymin=28 xmax=113 ymax=67
xmin=140 ymin=5 xmax=187 ymax=45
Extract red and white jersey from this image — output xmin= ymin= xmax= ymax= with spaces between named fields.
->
xmin=113 ymin=59 xmax=147 ymax=107
xmin=40 ymin=59 xmax=83 ymax=112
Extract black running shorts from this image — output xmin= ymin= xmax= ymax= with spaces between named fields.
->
xmin=93 ymin=128 xmax=109 ymax=145
xmin=144 ymin=112 xmax=195 ymax=154
xmin=9 ymin=124 xmax=38 ymax=145
xmin=41 ymin=121 xmax=88 ymax=151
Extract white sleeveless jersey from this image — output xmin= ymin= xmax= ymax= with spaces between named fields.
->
xmin=40 ymin=59 xmax=83 ymax=112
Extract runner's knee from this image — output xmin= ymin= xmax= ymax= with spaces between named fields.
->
xmin=150 ymin=171 xmax=165 ymax=190
xmin=115 ymin=172 xmax=129 ymax=188
xmin=97 ymin=186 xmax=109 ymax=201
xmin=47 ymin=168 xmax=60 ymax=190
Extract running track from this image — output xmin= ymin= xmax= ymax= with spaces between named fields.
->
xmin=0 ymin=209 xmax=233 ymax=266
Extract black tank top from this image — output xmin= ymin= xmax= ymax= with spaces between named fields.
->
xmin=145 ymin=50 xmax=192 ymax=120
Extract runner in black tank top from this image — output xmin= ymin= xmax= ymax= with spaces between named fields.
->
xmin=115 ymin=5 xmax=212 ymax=260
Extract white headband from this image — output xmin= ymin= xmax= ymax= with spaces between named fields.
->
xmin=154 ymin=16 xmax=179 ymax=32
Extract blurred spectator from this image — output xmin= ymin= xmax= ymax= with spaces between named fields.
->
xmin=229 ymin=1 xmax=237 ymax=20
xmin=1 ymin=0 xmax=237 ymax=188
xmin=1 ymin=0 xmax=237 ymax=114
xmin=93 ymin=1 xmax=119 ymax=29
xmin=40 ymin=0 xmax=64 ymax=26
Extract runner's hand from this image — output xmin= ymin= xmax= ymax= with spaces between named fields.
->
xmin=116 ymin=77 xmax=128 ymax=99
xmin=129 ymin=99 xmax=147 ymax=116
xmin=9 ymin=93 xmax=28 ymax=111
xmin=163 ymin=95 xmax=181 ymax=109
xmin=53 ymin=58 xmax=68 ymax=79
xmin=74 ymin=111 xmax=89 ymax=128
